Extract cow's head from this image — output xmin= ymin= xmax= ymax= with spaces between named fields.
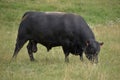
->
xmin=85 ymin=40 xmax=103 ymax=63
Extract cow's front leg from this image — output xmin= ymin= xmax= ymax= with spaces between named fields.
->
xmin=27 ymin=41 xmax=35 ymax=61
xmin=79 ymin=53 xmax=83 ymax=61
xmin=65 ymin=53 xmax=69 ymax=62
xmin=62 ymin=47 xmax=70 ymax=63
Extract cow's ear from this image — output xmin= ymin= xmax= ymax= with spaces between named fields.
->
xmin=86 ymin=41 xmax=90 ymax=46
xmin=99 ymin=42 xmax=104 ymax=46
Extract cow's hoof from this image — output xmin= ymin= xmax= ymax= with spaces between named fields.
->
xmin=30 ymin=58 xmax=35 ymax=61
xmin=80 ymin=57 xmax=83 ymax=61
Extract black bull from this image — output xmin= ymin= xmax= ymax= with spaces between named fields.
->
xmin=12 ymin=11 xmax=103 ymax=63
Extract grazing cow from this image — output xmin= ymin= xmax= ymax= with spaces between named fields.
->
xmin=12 ymin=11 xmax=103 ymax=63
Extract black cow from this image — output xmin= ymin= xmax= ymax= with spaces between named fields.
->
xmin=12 ymin=11 xmax=103 ymax=63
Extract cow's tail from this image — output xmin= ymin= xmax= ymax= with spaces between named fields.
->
xmin=12 ymin=20 xmax=28 ymax=59
xmin=12 ymin=12 xmax=32 ymax=60
xmin=12 ymin=23 xmax=28 ymax=60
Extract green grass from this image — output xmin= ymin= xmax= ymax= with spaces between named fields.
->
xmin=0 ymin=0 xmax=120 ymax=80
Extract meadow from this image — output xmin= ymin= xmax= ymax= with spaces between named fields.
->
xmin=0 ymin=0 xmax=120 ymax=80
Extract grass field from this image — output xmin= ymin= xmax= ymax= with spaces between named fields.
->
xmin=0 ymin=0 xmax=120 ymax=80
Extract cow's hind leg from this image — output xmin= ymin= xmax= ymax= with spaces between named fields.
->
xmin=12 ymin=38 xmax=27 ymax=59
xmin=31 ymin=41 xmax=37 ymax=53
xmin=27 ymin=40 xmax=37 ymax=61
xmin=62 ymin=47 xmax=70 ymax=63
xmin=79 ymin=49 xmax=84 ymax=61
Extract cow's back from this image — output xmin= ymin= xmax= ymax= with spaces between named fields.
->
xmin=20 ymin=11 xmax=95 ymax=47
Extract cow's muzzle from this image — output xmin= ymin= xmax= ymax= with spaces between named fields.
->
xmin=86 ymin=55 xmax=98 ymax=64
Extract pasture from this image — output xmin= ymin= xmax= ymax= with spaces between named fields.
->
xmin=0 ymin=0 xmax=120 ymax=80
